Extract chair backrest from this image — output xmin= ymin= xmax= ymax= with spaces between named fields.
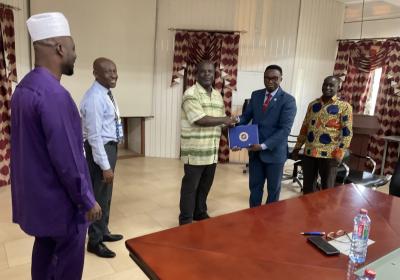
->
xmin=288 ymin=134 xmax=298 ymax=145
xmin=242 ymin=98 xmax=250 ymax=114
xmin=287 ymin=135 xmax=301 ymax=160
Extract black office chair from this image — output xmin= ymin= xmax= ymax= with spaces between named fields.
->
xmin=336 ymin=152 xmax=390 ymax=189
xmin=282 ymin=135 xmax=303 ymax=191
xmin=389 ymin=157 xmax=400 ymax=197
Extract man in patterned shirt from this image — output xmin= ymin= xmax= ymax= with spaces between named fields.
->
xmin=292 ymin=75 xmax=353 ymax=194
xmin=179 ymin=61 xmax=236 ymax=225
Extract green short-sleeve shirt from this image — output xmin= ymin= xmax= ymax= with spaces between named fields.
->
xmin=180 ymin=83 xmax=226 ymax=165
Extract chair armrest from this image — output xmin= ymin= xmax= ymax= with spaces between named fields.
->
xmin=349 ymin=153 xmax=376 ymax=174
xmin=366 ymin=156 xmax=376 ymax=174
xmin=340 ymin=162 xmax=350 ymax=183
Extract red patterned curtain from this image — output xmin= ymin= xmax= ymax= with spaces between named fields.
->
xmin=367 ymin=39 xmax=400 ymax=174
xmin=334 ymin=39 xmax=400 ymax=174
xmin=171 ymin=31 xmax=240 ymax=163
xmin=333 ymin=41 xmax=377 ymax=113
xmin=0 ymin=7 xmax=17 ymax=187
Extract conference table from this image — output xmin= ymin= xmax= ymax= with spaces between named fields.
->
xmin=125 ymin=184 xmax=400 ymax=279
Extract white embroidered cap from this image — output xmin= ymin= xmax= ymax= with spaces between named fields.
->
xmin=26 ymin=12 xmax=71 ymax=42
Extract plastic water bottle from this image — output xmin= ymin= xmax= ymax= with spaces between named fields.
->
xmin=349 ymin=208 xmax=371 ymax=263
xmin=358 ymin=269 xmax=376 ymax=280
xmin=346 ymin=260 xmax=363 ymax=280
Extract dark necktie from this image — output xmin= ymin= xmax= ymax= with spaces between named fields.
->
xmin=107 ymin=91 xmax=120 ymax=140
xmin=262 ymin=93 xmax=272 ymax=112
xmin=107 ymin=91 xmax=116 ymax=107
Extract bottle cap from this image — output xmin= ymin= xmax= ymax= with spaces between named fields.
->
xmin=364 ymin=269 xmax=376 ymax=277
xmin=360 ymin=208 xmax=368 ymax=214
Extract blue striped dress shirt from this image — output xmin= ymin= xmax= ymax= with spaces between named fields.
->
xmin=80 ymin=81 xmax=119 ymax=170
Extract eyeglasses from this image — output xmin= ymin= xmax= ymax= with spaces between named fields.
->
xmin=264 ymin=76 xmax=280 ymax=82
xmin=326 ymin=230 xmax=352 ymax=243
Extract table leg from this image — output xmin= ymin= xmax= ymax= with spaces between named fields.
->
xmin=381 ymin=140 xmax=388 ymax=176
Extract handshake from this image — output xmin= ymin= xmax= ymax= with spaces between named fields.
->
xmin=222 ymin=115 xmax=240 ymax=127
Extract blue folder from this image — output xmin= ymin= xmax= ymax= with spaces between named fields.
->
xmin=228 ymin=124 xmax=259 ymax=148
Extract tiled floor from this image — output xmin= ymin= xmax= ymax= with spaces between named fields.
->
xmin=0 ymin=157 xmax=389 ymax=279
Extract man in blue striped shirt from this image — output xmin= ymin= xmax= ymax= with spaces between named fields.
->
xmin=80 ymin=57 xmax=123 ymax=258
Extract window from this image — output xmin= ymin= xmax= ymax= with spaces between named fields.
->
xmin=364 ymin=68 xmax=382 ymax=116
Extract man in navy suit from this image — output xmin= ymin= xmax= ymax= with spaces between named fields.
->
xmin=237 ymin=65 xmax=297 ymax=207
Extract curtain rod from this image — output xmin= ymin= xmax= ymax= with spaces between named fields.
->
xmin=0 ymin=2 xmax=21 ymax=11
xmin=337 ymin=36 xmax=400 ymax=42
xmin=169 ymin=28 xmax=246 ymax=34
xmin=345 ymin=16 xmax=400 ymax=24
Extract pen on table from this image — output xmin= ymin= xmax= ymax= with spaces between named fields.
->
xmin=300 ymin=232 xmax=326 ymax=236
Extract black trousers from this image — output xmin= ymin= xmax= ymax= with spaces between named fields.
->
xmin=389 ymin=157 xmax=400 ymax=197
xmin=84 ymin=141 xmax=118 ymax=245
xmin=179 ymin=163 xmax=216 ymax=225
xmin=302 ymin=156 xmax=338 ymax=194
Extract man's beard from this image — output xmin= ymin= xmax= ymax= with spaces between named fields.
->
xmin=63 ymin=64 xmax=74 ymax=76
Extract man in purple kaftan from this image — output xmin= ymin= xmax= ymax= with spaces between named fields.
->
xmin=10 ymin=12 xmax=101 ymax=280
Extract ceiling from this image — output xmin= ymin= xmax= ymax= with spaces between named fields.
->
xmin=337 ymin=0 xmax=400 ymax=21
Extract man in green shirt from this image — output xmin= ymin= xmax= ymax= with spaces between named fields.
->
xmin=179 ymin=61 xmax=236 ymax=225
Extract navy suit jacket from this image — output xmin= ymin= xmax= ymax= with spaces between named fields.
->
xmin=238 ymin=87 xmax=297 ymax=164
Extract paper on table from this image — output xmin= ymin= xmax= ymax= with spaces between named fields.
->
xmin=328 ymin=233 xmax=375 ymax=256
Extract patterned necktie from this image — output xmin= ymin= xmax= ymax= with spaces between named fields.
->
xmin=107 ymin=91 xmax=120 ymax=140
xmin=107 ymin=91 xmax=116 ymax=107
xmin=262 ymin=93 xmax=273 ymax=112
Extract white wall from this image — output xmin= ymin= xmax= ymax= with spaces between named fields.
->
xmin=291 ymin=0 xmax=345 ymax=133
xmin=10 ymin=0 xmax=346 ymax=161
xmin=342 ymin=18 xmax=400 ymax=39
xmin=146 ymin=0 xmax=345 ymax=159
xmin=341 ymin=0 xmax=400 ymax=39
xmin=30 ymin=0 xmax=156 ymax=117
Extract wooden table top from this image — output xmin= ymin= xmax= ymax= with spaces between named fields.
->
xmin=125 ymin=184 xmax=400 ymax=280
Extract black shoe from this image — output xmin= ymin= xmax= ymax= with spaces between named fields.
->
xmin=103 ymin=234 xmax=124 ymax=242
xmin=87 ymin=242 xmax=116 ymax=258
xmin=179 ymin=220 xmax=192 ymax=226
xmin=193 ymin=213 xmax=210 ymax=221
